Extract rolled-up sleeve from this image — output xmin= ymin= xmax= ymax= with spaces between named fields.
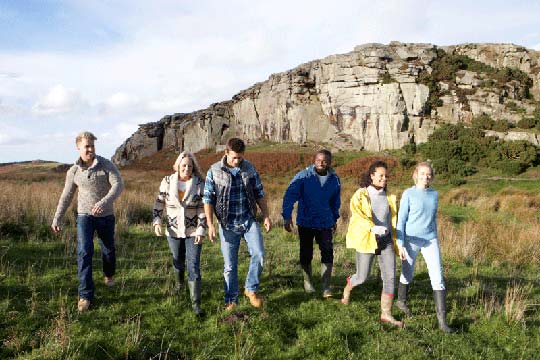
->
xmin=203 ymin=169 xmax=216 ymax=205
xmin=253 ymin=171 xmax=265 ymax=200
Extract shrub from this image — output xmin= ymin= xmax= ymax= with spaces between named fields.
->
xmin=516 ymin=117 xmax=537 ymax=129
xmin=447 ymin=159 xmax=477 ymax=177
xmin=496 ymin=160 xmax=527 ymax=176
xmin=448 ymin=176 xmax=466 ymax=186
xmin=403 ymin=143 xmax=416 ymax=156
xmin=488 ymin=140 xmax=539 ymax=167
xmin=431 ymin=158 xmax=448 ymax=175
xmin=400 ymin=157 xmax=417 ymax=169
xmin=492 ymin=119 xmax=511 ymax=132
xmin=420 ymin=140 xmax=462 ymax=163
xmin=472 ymin=114 xmax=495 ymax=130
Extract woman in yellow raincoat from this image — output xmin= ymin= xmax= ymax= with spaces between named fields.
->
xmin=341 ymin=160 xmax=402 ymax=327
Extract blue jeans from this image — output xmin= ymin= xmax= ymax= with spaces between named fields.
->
xmin=77 ymin=214 xmax=116 ymax=301
xmin=399 ymin=236 xmax=445 ymax=290
xmin=219 ymin=220 xmax=264 ymax=304
xmin=166 ymin=236 xmax=202 ymax=281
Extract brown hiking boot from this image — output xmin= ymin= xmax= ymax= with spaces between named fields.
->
xmin=77 ymin=298 xmax=90 ymax=312
xmin=104 ymin=276 xmax=115 ymax=287
xmin=244 ymin=290 xmax=263 ymax=308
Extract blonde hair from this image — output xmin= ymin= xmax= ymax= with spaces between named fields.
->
xmin=173 ymin=151 xmax=204 ymax=179
xmin=75 ymin=131 xmax=97 ymax=145
xmin=412 ymin=161 xmax=435 ymax=184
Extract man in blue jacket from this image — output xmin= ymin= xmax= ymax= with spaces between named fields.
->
xmin=282 ymin=149 xmax=341 ymax=297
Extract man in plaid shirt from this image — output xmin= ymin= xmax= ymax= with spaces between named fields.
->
xmin=203 ymin=138 xmax=272 ymax=309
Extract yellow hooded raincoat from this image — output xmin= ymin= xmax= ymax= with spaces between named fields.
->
xmin=345 ymin=187 xmax=398 ymax=254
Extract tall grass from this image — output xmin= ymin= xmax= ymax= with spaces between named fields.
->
xmin=439 ymin=187 xmax=540 ymax=265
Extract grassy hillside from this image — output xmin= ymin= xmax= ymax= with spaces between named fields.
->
xmin=1 ymin=148 xmax=539 ymax=359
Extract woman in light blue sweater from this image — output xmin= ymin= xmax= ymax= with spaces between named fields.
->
xmin=395 ymin=162 xmax=454 ymax=333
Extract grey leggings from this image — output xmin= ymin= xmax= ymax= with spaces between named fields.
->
xmin=348 ymin=236 xmax=396 ymax=295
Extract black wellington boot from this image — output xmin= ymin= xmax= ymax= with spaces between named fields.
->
xmin=395 ymin=282 xmax=412 ymax=316
xmin=433 ymin=290 xmax=454 ymax=333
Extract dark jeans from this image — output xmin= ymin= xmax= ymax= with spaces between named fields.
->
xmin=166 ymin=236 xmax=202 ymax=281
xmin=77 ymin=214 xmax=116 ymax=301
xmin=298 ymin=226 xmax=334 ymax=266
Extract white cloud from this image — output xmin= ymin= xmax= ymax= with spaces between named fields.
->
xmin=33 ymin=84 xmax=88 ymax=115
xmin=1 ymin=0 xmax=540 ymax=163
xmin=114 ymin=122 xmax=140 ymax=141
xmin=0 ymin=124 xmax=30 ymax=146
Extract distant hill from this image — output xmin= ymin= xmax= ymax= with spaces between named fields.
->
xmin=112 ymin=42 xmax=540 ymax=167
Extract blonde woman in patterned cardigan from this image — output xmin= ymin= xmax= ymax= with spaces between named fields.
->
xmin=153 ymin=151 xmax=207 ymax=315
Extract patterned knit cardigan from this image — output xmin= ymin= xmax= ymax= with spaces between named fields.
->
xmin=152 ymin=173 xmax=206 ymax=238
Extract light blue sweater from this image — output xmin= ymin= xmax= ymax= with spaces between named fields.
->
xmin=396 ymin=186 xmax=438 ymax=246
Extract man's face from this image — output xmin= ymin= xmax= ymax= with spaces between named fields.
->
xmin=314 ymin=153 xmax=331 ymax=175
xmin=77 ymin=138 xmax=95 ymax=164
xmin=225 ymin=150 xmax=244 ymax=168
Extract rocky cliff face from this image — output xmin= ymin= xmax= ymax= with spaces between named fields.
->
xmin=112 ymin=42 xmax=540 ymax=166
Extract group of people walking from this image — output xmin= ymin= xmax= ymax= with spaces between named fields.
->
xmin=51 ymin=132 xmax=453 ymax=333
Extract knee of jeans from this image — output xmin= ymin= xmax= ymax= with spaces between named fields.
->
xmin=77 ymin=246 xmax=93 ymax=257
xmin=399 ymin=273 xmax=412 ymax=285
xmin=172 ymin=258 xmax=184 ymax=271
xmin=223 ymin=262 xmax=237 ymax=273
xmin=187 ymin=269 xmax=201 ymax=281
xmin=101 ymin=247 xmax=115 ymax=256
xmin=251 ymin=247 xmax=265 ymax=260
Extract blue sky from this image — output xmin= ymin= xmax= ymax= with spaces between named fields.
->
xmin=1 ymin=0 xmax=540 ymax=163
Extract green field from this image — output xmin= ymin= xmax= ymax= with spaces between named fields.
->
xmin=1 ymin=156 xmax=540 ymax=359
xmin=1 ymin=225 xmax=539 ymax=359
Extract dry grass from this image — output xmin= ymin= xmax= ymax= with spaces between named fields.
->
xmin=439 ymin=187 xmax=540 ymax=266
xmin=504 ymin=282 xmax=532 ymax=324
xmin=1 ymin=157 xmax=540 ymax=267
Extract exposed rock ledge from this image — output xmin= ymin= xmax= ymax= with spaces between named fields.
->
xmin=113 ymin=42 xmax=540 ymax=166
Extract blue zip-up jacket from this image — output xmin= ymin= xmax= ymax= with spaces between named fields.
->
xmin=282 ymin=165 xmax=341 ymax=229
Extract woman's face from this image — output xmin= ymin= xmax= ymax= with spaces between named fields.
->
xmin=415 ymin=166 xmax=433 ymax=189
xmin=178 ymin=157 xmax=193 ymax=180
xmin=370 ymin=167 xmax=387 ymax=189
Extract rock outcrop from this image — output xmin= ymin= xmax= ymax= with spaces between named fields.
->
xmin=113 ymin=42 xmax=540 ymax=166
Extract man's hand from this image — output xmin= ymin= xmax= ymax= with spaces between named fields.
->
xmin=263 ymin=217 xmax=272 ymax=233
xmin=153 ymin=224 xmax=162 ymax=237
xmin=194 ymin=235 xmax=203 ymax=245
xmin=207 ymin=223 xmax=216 ymax=243
xmin=397 ymin=244 xmax=409 ymax=261
xmin=91 ymin=203 xmax=104 ymax=216
xmin=51 ymin=225 xmax=61 ymax=233
xmin=283 ymin=219 xmax=293 ymax=232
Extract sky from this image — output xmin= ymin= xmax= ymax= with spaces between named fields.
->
xmin=1 ymin=0 xmax=540 ymax=163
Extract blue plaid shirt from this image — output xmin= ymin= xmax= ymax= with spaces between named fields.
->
xmin=204 ymin=162 xmax=265 ymax=231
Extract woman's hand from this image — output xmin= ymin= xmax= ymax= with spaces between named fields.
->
xmin=371 ymin=225 xmax=388 ymax=236
xmin=397 ymin=244 xmax=409 ymax=261
xmin=194 ymin=235 xmax=203 ymax=245
xmin=153 ymin=224 xmax=163 ymax=237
